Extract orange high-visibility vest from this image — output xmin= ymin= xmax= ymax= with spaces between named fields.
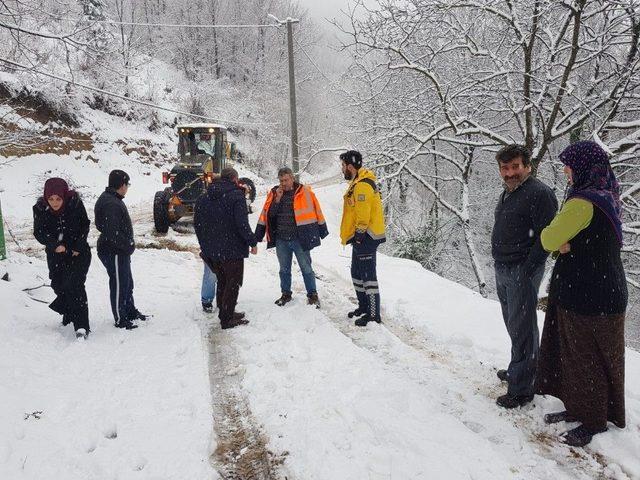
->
xmin=255 ymin=183 xmax=328 ymax=251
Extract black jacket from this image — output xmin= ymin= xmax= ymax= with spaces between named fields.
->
xmin=94 ymin=187 xmax=135 ymax=256
xmin=33 ymin=193 xmax=91 ymax=276
xmin=492 ymin=176 xmax=558 ymax=273
xmin=194 ymin=179 xmax=257 ymax=262
xmin=549 ymin=206 xmax=627 ymax=315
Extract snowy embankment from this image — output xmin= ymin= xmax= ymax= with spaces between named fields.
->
xmin=1 ymin=146 xmax=639 ymax=479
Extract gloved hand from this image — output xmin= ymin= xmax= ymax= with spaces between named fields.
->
xmin=354 ymin=230 xmax=366 ymax=245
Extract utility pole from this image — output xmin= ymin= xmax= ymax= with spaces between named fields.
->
xmin=285 ymin=18 xmax=300 ymax=179
xmin=269 ymin=15 xmax=300 ymax=179
xmin=0 ymin=193 xmax=6 ymax=261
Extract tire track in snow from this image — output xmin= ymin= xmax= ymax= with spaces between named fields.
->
xmin=204 ymin=321 xmax=289 ymax=480
xmin=134 ymin=199 xmax=291 ymax=480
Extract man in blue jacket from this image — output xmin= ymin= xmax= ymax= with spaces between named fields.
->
xmin=95 ymin=170 xmax=147 ymax=330
xmin=194 ymin=168 xmax=258 ymax=329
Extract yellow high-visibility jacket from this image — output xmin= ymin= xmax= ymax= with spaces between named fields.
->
xmin=340 ymin=168 xmax=386 ymax=246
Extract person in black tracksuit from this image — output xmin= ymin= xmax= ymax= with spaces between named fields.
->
xmin=33 ymin=178 xmax=91 ymax=339
xmin=94 ymin=170 xmax=146 ymax=330
xmin=194 ymin=168 xmax=258 ymax=329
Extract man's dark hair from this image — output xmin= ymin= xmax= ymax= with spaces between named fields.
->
xmin=339 ymin=150 xmax=363 ymax=169
xmin=278 ymin=166 xmax=293 ymax=177
xmin=220 ymin=167 xmax=239 ymax=181
xmin=496 ymin=145 xmax=531 ymax=166
xmin=108 ymin=169 xmax=130 ymax=189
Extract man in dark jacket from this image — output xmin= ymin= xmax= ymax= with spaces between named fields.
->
xmin=255 ymin=167 xmax=328 ymax=308
xmin=492 ymin=145 xmax=558 ymax=409
xmin=95 ymin=170 xmax=146 ymax=330
xmin=194 ymin=167 xmax=257 ymax=329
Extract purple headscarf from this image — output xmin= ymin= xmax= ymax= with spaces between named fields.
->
xmin=559 ymin=140 xmax=623 ymax=245
xmin=43 ymin=177 xmax=75 ymax=216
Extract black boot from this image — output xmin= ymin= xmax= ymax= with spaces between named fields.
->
xmin=354 ymin=315 xmax=381 ymax=327
xmin=275 ymin=293 xmax=293 ymax=306
xmin=347 ymin=307 xmax=366 ymax=319
xmin=563 ymin=424 xmax=607 ymax=447
xmin=131 ymin=310 xmax=148 ymax=321
xmin=496 ymin=369 xmax=508 ymax=382
xmin=496 ymin=393 xmax=533 ymax=409
xmin=115 ymin=320 xmax=138 ymax=330
xmin=221 ymin=318 xmax=249 ymax=330
xmin=202 ymin=302 xmax=213 ymax=313
xmin=544 ymin=411 xmax=577 ymax=424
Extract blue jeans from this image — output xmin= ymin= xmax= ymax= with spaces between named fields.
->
xmin=201 ymin=263 xmax=217 ymax=304
xmin=495 ymin=261 xmax=545 ymax=396
xmin=275 ymin=239 xmax=317 ymax=295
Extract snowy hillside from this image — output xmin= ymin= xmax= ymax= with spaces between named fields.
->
xmin=1 ymin=137 xmax=640 ymax=479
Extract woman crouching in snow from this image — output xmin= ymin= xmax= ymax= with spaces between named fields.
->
xmin=33 ymin=178 xmax=92 ymax=340
xmin=535 ymin=141 xmax=627 ymax=447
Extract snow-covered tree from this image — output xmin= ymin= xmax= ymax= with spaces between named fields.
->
xmin=339 ymin=0 xmax=640 ymax=296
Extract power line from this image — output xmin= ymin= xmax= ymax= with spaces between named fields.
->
xmin=0 ymin=57 xmax=273 ymax=128
xmin=294 ymin=37 xmax=339 ymax=87
xmin=58 ymin=17 xmax=281 ymax=29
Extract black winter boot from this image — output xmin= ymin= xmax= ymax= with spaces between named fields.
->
xmin=496 ymin=369 xmax=508 ymax=382
xmin=348 ymin=307 xmax=367 ymax=319
xmin=115 ymin=320 xmax=138 ymax=330
xmin=496 ymin=393 xmax=533 ymax=409
xmin=130 ymin=310 xmax=148 ymax=321
xmin=354 ymin=315 xmax=382 ymax=327
xmin=544 ymin=411 xmax=578 ymax=424
xmin=563 ymin=425 xmax=607 ymax=447
xmin=221 ymin=318 xmax=249 ymax=329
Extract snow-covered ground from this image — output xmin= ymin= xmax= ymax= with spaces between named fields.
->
xmin=1 ymin=144 xmax=640 ymax=479
xmin=0 ymin=248 xmax=213 ymax=479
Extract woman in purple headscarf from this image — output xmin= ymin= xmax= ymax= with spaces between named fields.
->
xmin=535 ymin=141 xmax=627 ymax=447
xmin=33 ymin=178 xmax=92 ymax=339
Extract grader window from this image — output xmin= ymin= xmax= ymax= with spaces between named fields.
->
xmin=195 ymin=133 xmax=215 ymax=156
xmin=179 ymin=131 xmax=217 ymax=158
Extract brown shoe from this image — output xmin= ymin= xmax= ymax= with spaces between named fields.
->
xmin=307 ymin=293 xmax=320 ymax=309
xmin=233 ymin=311 xmax=245 ymax=320
xmin=221 ymin=318 xmax=249 ymax=330
xmin=275 ymin=293 xmax=293 ymax=306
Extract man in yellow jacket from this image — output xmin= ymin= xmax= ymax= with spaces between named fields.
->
xmin=340 ymin=150 xmax=386 ymax=326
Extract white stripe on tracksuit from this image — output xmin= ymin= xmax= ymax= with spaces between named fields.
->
xmin=114 ymin=254 xmax=121 ymax=325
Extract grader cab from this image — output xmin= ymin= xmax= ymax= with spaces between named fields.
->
xmin=153 ymin=123 xmax=256 ymax=233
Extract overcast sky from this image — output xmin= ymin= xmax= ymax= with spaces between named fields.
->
xmin=297 ymin=0 xmax=350 ymax=26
